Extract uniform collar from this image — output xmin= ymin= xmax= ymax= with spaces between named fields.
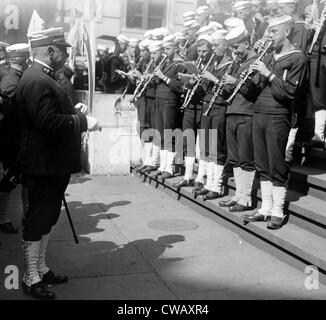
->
xmin=33 ymin=59 xmax=55 ymax=78
xmin=10 ymin=66 xmax=23 ymax=77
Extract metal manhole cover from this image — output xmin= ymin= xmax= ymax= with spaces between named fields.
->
xmin=147 ymin=219 xmax=199 ymax=231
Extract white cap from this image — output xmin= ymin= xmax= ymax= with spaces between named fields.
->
xmin=211 ymin=29 xmax=229 ymax=42
xmin=151 ymin=28 xmax=169 ymax=40
xmin=196 ymin=25 xmax=215 ymax=36
xmin=97 ymin=44 xmax=107 ymax=51
xmin=0 ymin=41 xmax=9 ymax=48
xmin=148 ymin=40 xmax=163 ymax=53
xmin=183 ymin=11 xmax=196 ymax=22
xmin=162 ymin=34 xmax=176 ymax=48
xmin=6 ymin=43 xmax=30 ymax=58
xmin=224 ymin=17 xmax=245 ymax=30
xmin=184 ymin=19 xmax=201 ymax=29
xmin=139 ymin=39 xmax=153 ymax=50
xmin=197 ymin=34 xmax=213 ymax=44
xmin=266 ymin=0 xmax=278 ymax=7
xmin=117 ymin=34 xmax=129 ymax=44
xmin=232 ymin=1 xmax=251 ymax=11
xmin=268 ymin=14 xmax=293 ymax=28
xmin=225 ymin=25 xmax=248 ymax=45
xmin=277 ymin=0 xmax=297 ymax=4
xmin=208 ymin=21 xmax=223 ymax=31
xmin=144 ymin=30 xmax=154 ymax=40
xmin=197 ymin=5 xmax=209 ymax=15
xmin=251 ymin=0 xmax=262 ymax=5
xmin=128 ymin=38 xmax=139 ymax=46
xmin=174 ymin=32 xmax=187 ymax=41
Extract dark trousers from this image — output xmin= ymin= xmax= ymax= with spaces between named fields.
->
xmin=181 ymin=105 xmax=202 ymax=157
xmin=226 ymin=114 xmax=255 ymax=171
xmin=253 ymin=112 xmax=290 ymax=187
xmin=22 ymin=174 xmax=71 ymax=241
xmin=199 ymin=105 xmax=226 ymax=165
xmin=136 ymin=96 xmax=155 ymax=142
xmin=154 ymin=97 xmax=177 ymax=151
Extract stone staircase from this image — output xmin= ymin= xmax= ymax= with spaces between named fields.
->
xmin=131 ymin=147 xmax=326 ymax=285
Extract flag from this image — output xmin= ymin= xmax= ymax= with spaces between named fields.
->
xmin=27 ymin=10 xmax=45 ymax=36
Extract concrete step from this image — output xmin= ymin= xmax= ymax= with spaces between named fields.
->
xmin=131 ymin=166 xmax=326 ymax=285
xmin=290 ymin=165 xmax=326 ymax=201
xmin=225 ymin=177 xmax=326 ymax=239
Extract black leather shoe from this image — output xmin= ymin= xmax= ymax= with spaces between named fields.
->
xmin=135 ymin=165 xmax=147 ymax=173
xmin=267 ymin=216 xmax=284 ymax=230
xmin=192 ymin=182 xmax=204 ymax=193
xmin=242 ymin=211 xmax=269 ymax=223
xmin=194 ymin=188 xmax=209 ymax=196
xmin=219 ymin=199 xmax=237 ymax=207
xmin=22 ymin=281 xmax=55 ymax=300
xmin=203 ymin=191 xmax=223 ymax=201
xmin=42 ymin=270 xmax=68 ymax=285
xmin=161 ymin=172 xmax=173 ymax=181
xmin=141 ymin=166 xmax=157 ymax=173
xmin=148 ymin=170 xmax=163 ymax=179
xmin=229 ymin=203 xmax=251 ymax=212
xmin=0 ymin=222 xmax=18 ymax=234
xmin=172 ymin=178 xmax=195 ymax=189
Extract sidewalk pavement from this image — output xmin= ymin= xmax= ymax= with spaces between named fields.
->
xmin=1 ymin=173 xmax=326 ymax=300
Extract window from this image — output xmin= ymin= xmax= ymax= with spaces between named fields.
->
xmin=126 ymin=0 xmax=166 ymax=29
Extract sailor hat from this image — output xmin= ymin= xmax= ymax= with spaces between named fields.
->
xmin=197 ymin=5 xmax=209 ymax=15
xmin=128 ymin=38 xmax=139 ymax=46
xmin=225 ymin=24 xmax=249 ymax=45
xmin=197 ymin=34 xmax=213 ymax=45
xmin=117 ymin=34 xmax=129 ymax=44
xmin=182 ymin=11 xmax=196 ymax=22
xmin=251 ymin=0 xmax=262 ymax=5
xmin=224 ymin=17 xmax=245 ymax=30
xmin=266 ymin=0 xmax=278 ymax=7
xmin=6 ymin=43 xmax=30 ymax=58
xmin=211 ymin=29 xmax=229 ymax=42
xmin=144 ymin=30 xmax=154 ymax=40
xmin=196 ymin=25 xmax=215 ymax=36
xmin=277 ymin=0 xmax=297 ymax=4
xmin=232 ymin=1 xmax=251 ymax=11
xmin=0 ymin=41 xmax=9 ymax=49
xmin=148 ymin=40 xmax=163 ymax=53
xmin=268 ymin=14 xmax=293 ymax=28
xmin=28 ymin=27 xmax=71 ymax=48
xmin=162 ymin=34 xmax=176 ymax=48
xmin=139 ymin=39 xmax=153 ymax=50
xmin=208 ymin=21 xmax=223 ymax=31
xmin=184 ymin=19 xmax=201 ymax=30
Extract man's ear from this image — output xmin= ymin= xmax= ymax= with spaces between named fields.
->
xmin=47 ymin=46 xmax=54 ymax=55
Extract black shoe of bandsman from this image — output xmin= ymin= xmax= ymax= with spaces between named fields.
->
xmin=194 ymin=188 xmax=209 ymax=196
xmin=267 ymin=216 xmax=284 ymax=230
xmin=219 ymin=199 xmax=237 ymax=207
xmin=148 ymin=170 xmax=163 ymax=179
xmin=135 ymin=165 xmax=147 ymax=173
xmin=229 ymin=203 xmax=251 ymax=212
xmin=242 ymin=211 xmax=269 ymax=223
xmin=160 ymin=172 xmax=173 ymax=182
xmin=22 ymin=281 xmax=55 ymax=300
xmin=42 ymin=270 xmax=68 ymax=285
xmin=141 ymin=166 xmax=157 ymax=173
xmin=203 ymin=191 xmax=223 ymax=201
xmin=0 ymin=221 xmax=18 ymax=234
xmin=172 ymin=178 xmax=195 ymax=189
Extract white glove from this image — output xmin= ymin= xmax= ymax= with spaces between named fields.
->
xmin=75 ymin=103 xmax=89 ymax=115
xmin=86 ymin=116 xmax=101 ymax=131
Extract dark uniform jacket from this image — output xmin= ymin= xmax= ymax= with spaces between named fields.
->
xmin=156 ymin=56 xmax=187 ymax=100
xmin=0 ymin=67 xmax=22 ymax=165
xmin=16 ymin=61 xmax=88 ymax=175
xmin=253 ymin=50 xmax=307 ymax=115
xmin=291 ymin=21 xmax=311 ymax=52
xmin=202 ymin=58 xmax=234 ymax=109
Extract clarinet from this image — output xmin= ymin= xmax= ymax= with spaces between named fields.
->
xmin=225 ymin=41 xmax=272 ymax=105
xmin=130 ymin=59 xmax=154 ymax=103
xmin=308 ymin=6 xmax=326 ymax=54
xmin=180 ymin=53 xmax=215 ymax=111
xmin=203 ymin=58 xmax=238 ymax=117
